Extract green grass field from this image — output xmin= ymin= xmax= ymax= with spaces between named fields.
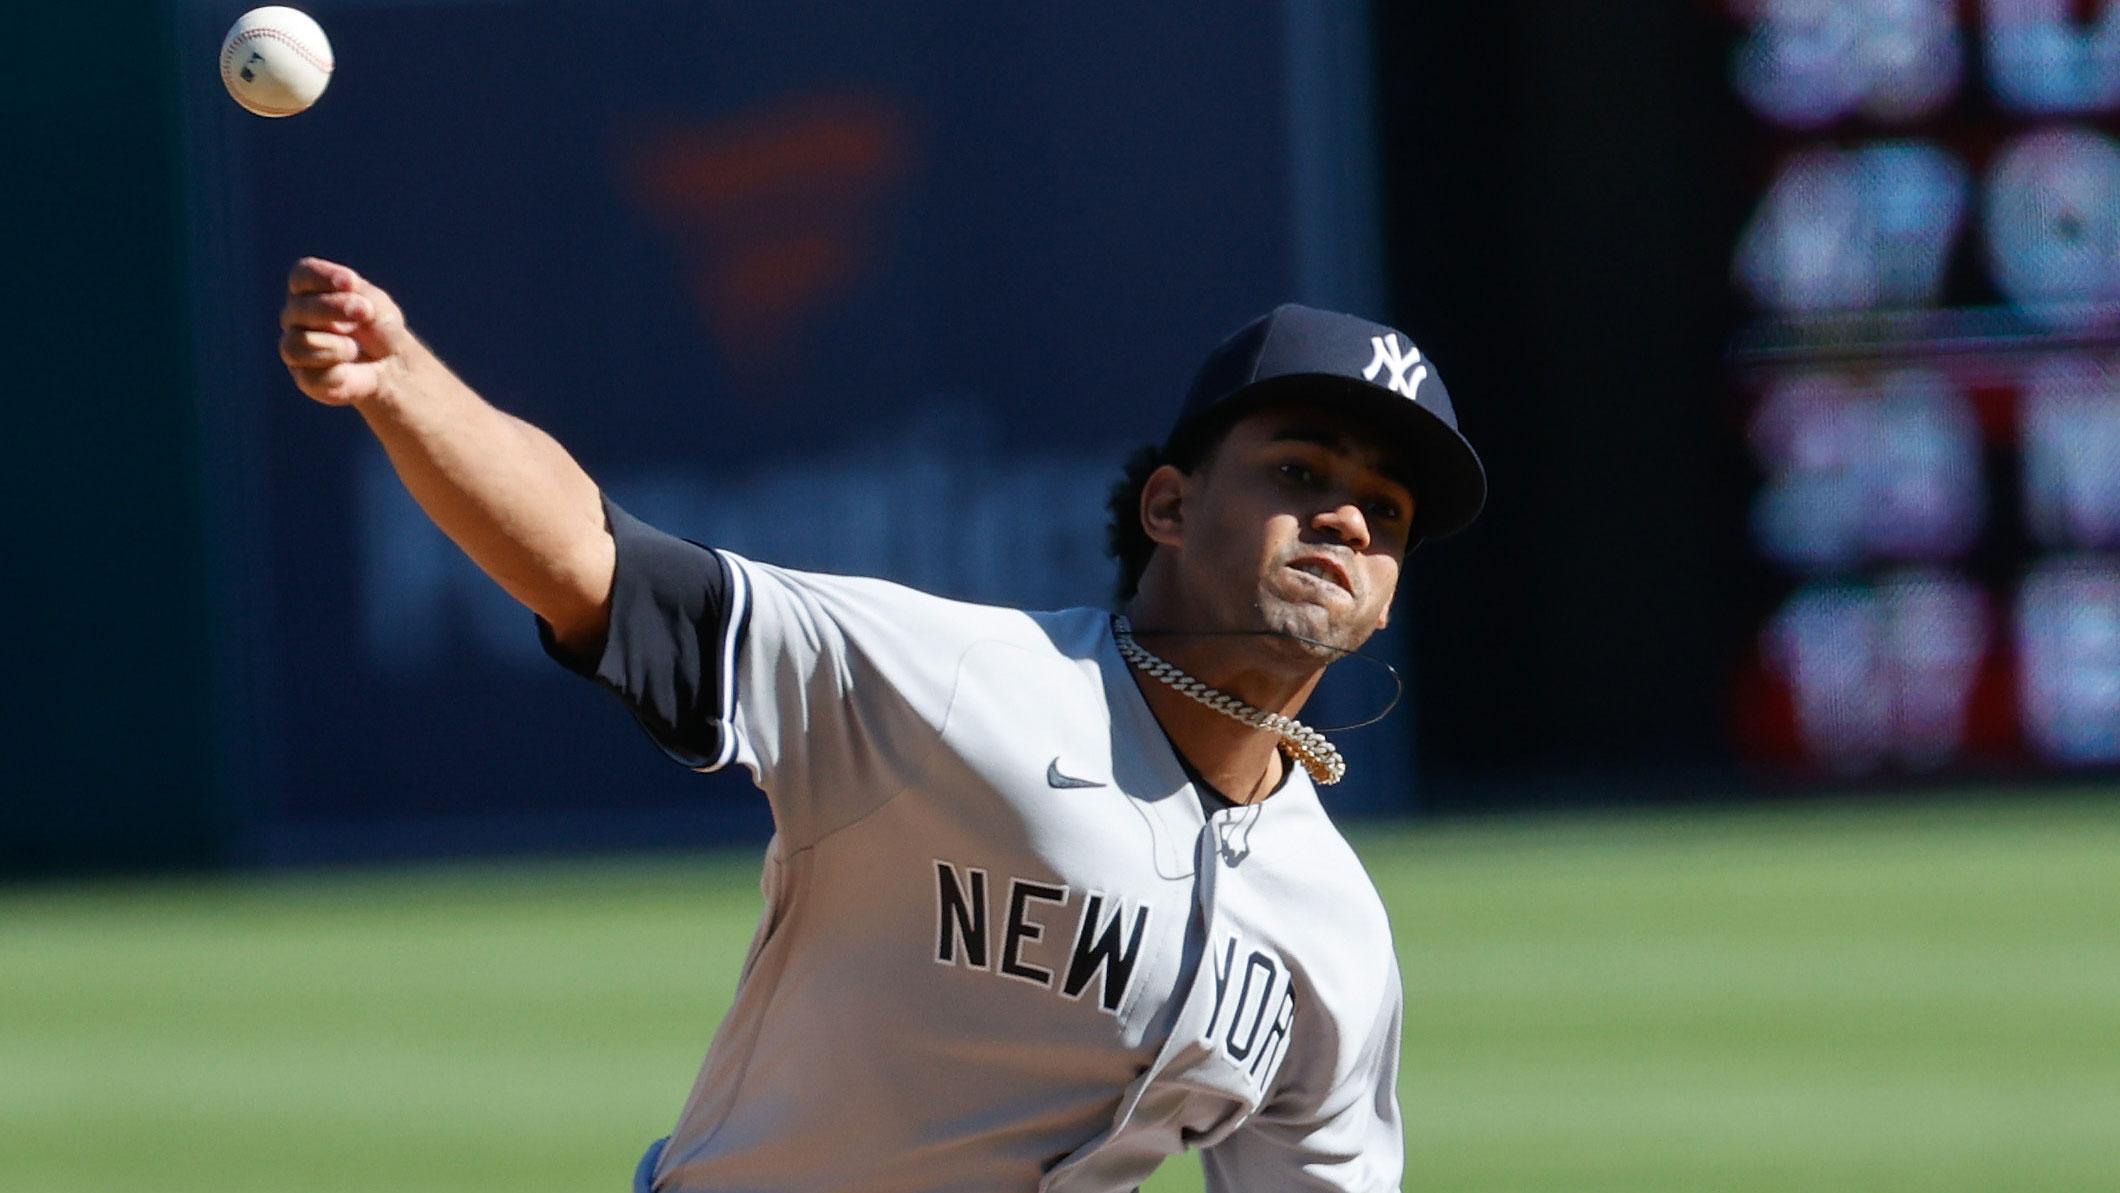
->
xmin=4 ymin=794 xmax=2116 ymax=1192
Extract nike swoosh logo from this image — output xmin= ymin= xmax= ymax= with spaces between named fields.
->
xmin=1046 ymin=758 xmax=1107 ymax=789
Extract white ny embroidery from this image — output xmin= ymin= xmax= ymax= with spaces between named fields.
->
xmin=1362 ymin=333 xmax=1428 ymax=399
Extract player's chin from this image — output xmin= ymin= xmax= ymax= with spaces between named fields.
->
xmin=1254 ymin=594 xmax=1365 ymax=659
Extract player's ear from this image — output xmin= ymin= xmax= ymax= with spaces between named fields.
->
xmin=1140 ymin=464 xmax=1188 ymax=548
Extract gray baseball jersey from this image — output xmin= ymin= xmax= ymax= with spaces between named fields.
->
xmin=545 ymin=499 xmax=1405 ymax=1192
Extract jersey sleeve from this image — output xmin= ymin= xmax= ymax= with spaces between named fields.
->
xmin=1199 ymin=963 xmax=1406 ymax=1192
xmin=538 ymin=495 xmax=747 ymax=772
xmin=540 ymin=496 xmax=966 ymax=851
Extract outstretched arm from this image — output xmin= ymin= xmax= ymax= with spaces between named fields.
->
xmin=278 ymin=256 xmax=614 ymax=652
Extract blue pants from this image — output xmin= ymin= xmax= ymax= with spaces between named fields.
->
xmin=632 ymin=1137 xmax=669 ymax=1193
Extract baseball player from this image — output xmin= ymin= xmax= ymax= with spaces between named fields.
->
xmin=277 ymin=256 xmax=1485 ymax=1192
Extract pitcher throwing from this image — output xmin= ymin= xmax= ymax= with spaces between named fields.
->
xmin=277 ymin=256 xmax=1486 ymax=1192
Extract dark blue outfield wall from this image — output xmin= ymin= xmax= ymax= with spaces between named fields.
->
xmin=122 ymin=0 xmax=1402 ymax=868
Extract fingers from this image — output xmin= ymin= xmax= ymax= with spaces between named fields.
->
xmin=279 ymin=288 xmax=373 ymax=332
xmin=280 ymin=328 xmax=361 ymax=369
xmin=290 ymin=362 xmax=371 ymax=406
xmin=287 ymin=256 xmax=359 ymax=297
xmin=280 ymin=258 xmax=404 ymax=407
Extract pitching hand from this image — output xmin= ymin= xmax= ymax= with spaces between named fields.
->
xmin=278 ymin=257 xmax=412 ymax=406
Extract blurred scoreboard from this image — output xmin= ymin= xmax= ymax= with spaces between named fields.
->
xmin=1728 ymin=1 xmax=2120 ymax=776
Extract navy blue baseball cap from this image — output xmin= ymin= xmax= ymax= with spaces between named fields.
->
xmin=1163 ymin=303 xmax=1487 ymax=539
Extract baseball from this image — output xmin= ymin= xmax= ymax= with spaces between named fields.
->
xmin=219 ymin=7 xmax=334 ymax=117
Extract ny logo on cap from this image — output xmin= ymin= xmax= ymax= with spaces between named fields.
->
xmin=1362 ymin=334 xmax=1427 ymax=400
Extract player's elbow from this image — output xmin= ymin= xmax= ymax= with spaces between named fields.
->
xmin=539 ymin=590 xmax=612 ymax=663
xmin=531 ymin=537 xmax=617 ymax=659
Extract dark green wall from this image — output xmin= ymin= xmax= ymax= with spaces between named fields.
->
xmin=5 ymin=5 xmax=217 ymax=874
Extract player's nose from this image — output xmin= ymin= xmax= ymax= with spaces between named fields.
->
xmin=1312 ymin=503 xmax=1372 ymax=552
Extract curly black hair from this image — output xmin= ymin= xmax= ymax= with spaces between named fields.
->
xmin=1103 ymin=444 xmax=1167 ymax=603
xmin=1103 ymin=421 xmax=1234 ymax=602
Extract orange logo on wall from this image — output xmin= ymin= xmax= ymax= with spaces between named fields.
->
xmin=624 ymin=92 xmax=912 ymax=369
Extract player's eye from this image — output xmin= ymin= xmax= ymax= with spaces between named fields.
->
xmin=1365 ymin=498 xmax=1405 ymax=524
xmin=1277 ymin=461 xmax=1323 ymax=487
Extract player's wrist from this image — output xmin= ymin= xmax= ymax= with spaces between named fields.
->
xmin=350 ymin=352 xmax=416 ymax=416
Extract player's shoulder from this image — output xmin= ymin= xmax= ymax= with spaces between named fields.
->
xmin=722 ymin=551 xmax=1109 ymax=657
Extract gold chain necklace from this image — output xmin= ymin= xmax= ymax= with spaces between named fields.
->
xmin=1112 ymin=617 xmax=1346 ymax=785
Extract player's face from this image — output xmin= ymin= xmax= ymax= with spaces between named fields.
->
xmin=1166 ymin=404 xmax=1415 ymax=658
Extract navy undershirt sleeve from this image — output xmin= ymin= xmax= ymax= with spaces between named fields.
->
xmin=537 ymin=494 xmax=747 ymax=770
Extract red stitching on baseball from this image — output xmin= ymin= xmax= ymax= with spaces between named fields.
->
xmin=221 ymin=25 xmax=335 ymax=81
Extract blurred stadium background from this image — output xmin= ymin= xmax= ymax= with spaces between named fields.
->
xmin=9 ymin=1 xmax=2118 ymax=1190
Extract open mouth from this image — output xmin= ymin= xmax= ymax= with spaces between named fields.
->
xmin=1285 ymin=556 xmax=1353 ymax=596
